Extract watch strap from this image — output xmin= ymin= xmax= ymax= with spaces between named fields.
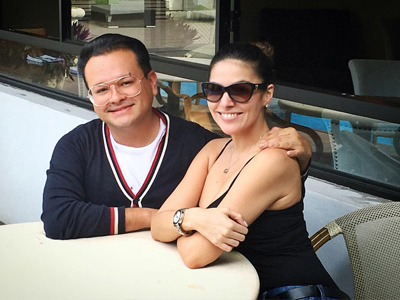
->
xmin=173 ymin=209 xmax=195 ymax=236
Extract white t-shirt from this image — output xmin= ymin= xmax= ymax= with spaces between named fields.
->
xmin=110 ymin=120 xmax=166 ymax=194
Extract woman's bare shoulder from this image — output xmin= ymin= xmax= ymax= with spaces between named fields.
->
xmin=258 ymin=147 xmax=291 ymax=161
xmin=195 ymin=137 xmax=231 ymax=163
xmin=204 ymin=137 xmax=231 ymax=151
xmin=254 ymin=147 xmax=300 ymax=173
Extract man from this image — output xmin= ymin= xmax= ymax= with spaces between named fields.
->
xmin=42 ymin=34 xmax=312 ymax=239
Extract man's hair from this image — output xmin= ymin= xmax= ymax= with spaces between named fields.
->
xmin=78 ymin=33 xmax=152 ymax=87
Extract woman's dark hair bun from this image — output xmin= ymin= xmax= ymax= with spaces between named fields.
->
xmin=252 ymin=41 xmax=274 ymax=58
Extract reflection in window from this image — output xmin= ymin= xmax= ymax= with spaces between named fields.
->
xmin=0 ymin=39 xmax=80 ymax=95
xmin=269 ymin=97 xmax=400 ymax=189
xmin=70 ymin=0 xmax=216 ymax=60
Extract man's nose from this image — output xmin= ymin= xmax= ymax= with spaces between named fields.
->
xmin=108 ymin=84 xmax=126 ymax=103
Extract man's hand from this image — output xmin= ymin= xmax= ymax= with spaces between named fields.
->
xmin=258 ymin=127 xmax=312 ymax=172
xmin=185 ymin=207 xmax=248 ymax=252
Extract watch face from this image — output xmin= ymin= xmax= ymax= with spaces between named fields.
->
xmin=173 ymin=210 xmax=181 ymax=224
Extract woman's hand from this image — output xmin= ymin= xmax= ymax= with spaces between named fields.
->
xmin=258 ymin=126 xmax=312 ymax=172
xmin=184 ymin=207 xmax=248 ymax=252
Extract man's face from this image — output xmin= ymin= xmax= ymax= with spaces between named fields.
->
xmin=84 ymin=49 xmax=158 ymax=131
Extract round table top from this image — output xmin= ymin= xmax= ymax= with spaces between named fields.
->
xmin=0 ymin=222 xmax=259 ymax=300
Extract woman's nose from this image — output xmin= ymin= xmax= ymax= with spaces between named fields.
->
xmin=219 ymin=91 xmax=235 ymax=106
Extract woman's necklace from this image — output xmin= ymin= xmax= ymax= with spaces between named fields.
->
xmin=223 ymin=129 xmax=269 ymax=174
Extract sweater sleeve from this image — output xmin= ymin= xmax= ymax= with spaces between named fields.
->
xmin=41 ymin=128 xmax=125 ymax=239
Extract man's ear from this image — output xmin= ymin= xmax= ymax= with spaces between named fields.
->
xmin=147 ymin=70 xmax=159 ymax=95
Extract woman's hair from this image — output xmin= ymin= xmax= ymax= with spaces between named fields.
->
xmin=209 ymin=41 xmax=274 ymax=84
xmin=77 ymin=33 xmax=152 ymax=87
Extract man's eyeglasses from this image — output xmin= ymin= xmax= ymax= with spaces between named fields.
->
xmin=201 ymin=82 xmax=268 ymax=103
xmin=87 ymin=73 xmax=144 ymax=107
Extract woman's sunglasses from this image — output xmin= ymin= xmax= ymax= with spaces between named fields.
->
xmin=201 ymin=82 xmax=267 ymax=103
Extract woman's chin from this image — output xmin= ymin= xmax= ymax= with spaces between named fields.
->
xmin=217 ymin=126 xmax=236 ymax=136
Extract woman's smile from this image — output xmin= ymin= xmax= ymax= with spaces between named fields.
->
xmin=219 ymin=112 xmax=242 ymax=120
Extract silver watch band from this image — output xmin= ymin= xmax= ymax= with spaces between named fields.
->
xmin=173 ymin=209 xmax=195 ymax=236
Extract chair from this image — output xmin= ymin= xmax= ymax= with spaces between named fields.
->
xmin=310 ymin=202 xmax=400 ymax=300
xmin=155 ymin=79 xmax=189 ymax=116
xmin=348 ymin=59 xmax=400 ymax=156
xmin=348 ymin=59 xmax=400 ymax=97
xmin=183 ymin=92 xmax=225 ymax=136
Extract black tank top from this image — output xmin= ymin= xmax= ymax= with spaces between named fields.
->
xmin=207 ymin=140 xmax=337 ymax=296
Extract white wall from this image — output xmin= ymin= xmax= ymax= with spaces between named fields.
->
xmin=0 ymin=83 xmax=96 ymax=224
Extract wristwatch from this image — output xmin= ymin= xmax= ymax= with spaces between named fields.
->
xmin=173 ymin=208 xmax=195 ymax=236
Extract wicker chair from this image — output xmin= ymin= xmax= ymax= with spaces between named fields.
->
xmin=183 ymin=92 xmax=225 ymax=136
xmin=310 ymin=202 xmax=400 ymax=300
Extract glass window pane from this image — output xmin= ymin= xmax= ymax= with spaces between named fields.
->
xmin=71 ymin=0 xmax=216 ymax=61
xmin=270 ymin=97 xmax=400 ymax=189
xmin=0 ymin=38 xmax=82 ymax=95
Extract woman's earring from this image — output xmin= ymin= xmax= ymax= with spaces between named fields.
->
xmin=265 ymin=104 xmax=269 ymax=108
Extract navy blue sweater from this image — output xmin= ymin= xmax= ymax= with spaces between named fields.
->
xmin=42 ymin=109 xmax=217 ymax=239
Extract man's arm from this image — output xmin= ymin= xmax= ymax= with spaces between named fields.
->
xmin=42 ymin=131 xmax=127 ymax=239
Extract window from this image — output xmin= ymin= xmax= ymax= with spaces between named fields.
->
xmin=0 ymin=0 xmax=399 ymax=200
xmin=70 ymin=0 xmax=216 ymax=60
xmin=237 ymin=0 xmax=400 ymax=199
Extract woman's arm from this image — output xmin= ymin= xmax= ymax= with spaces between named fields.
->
xmin=150 ymin=142 xmax=210 ymax=242
xmin=151 ymin=139 xmax=248 ymax=247
xmin=176 ymin=148 xmax=302 ymax=268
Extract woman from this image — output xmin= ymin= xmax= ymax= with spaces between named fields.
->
xmin=151 ymin=42 xmax=348 ymax=300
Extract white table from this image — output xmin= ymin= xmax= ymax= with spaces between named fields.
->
xmin=0 ymin=222 xmax=259 ymax=300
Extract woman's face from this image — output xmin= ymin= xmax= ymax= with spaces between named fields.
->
xmin=207 ymin=59 xmax=273 ymax=136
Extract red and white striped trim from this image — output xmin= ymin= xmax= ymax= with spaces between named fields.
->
xmin=109 ymin=207 xmax=119 ymax=235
